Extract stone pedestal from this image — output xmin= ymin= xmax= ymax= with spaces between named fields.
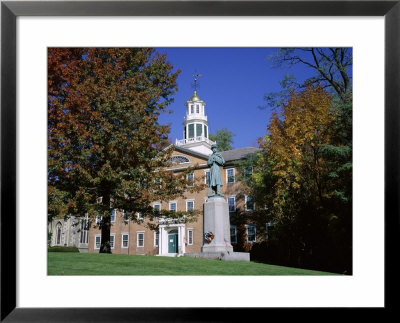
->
xmin=185 ymin=197 xmax=250 ymax=262
xmin=202 ymin=197 xmax=233 ymax=253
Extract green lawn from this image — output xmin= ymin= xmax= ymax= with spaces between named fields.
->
xmin=48 ymin=252 xmax=338 ymax=275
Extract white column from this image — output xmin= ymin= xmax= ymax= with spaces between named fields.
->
xmin=159 ymin=226 xmax=164 ymax=255
xmin=179 ymin=225 xmax=185 ymax=255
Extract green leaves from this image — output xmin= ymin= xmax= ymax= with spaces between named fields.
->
xmin=209 ymin=128 xmax=235 ymax=151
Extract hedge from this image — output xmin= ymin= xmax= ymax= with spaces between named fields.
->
xmin=48 ymin=246 xmax=80 ymax=253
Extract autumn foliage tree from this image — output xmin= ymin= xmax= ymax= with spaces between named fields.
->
xmin=242 ymin=48 xmax=353 ymax=273
xmin=249 ymin=85 xmax=352 ymax=273
xmin=48 ymin=48 xmax=203 ymax=253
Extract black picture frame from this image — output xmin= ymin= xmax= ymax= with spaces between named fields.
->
xmin=1 ymin=1 xmax=398 ymax=321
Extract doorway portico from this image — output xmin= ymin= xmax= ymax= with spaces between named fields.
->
xmin=158 ymin=223 xmax=186 ymax=256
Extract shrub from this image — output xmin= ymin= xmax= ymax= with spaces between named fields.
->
xmin=48 ymin=246 xmax=79 ymax=253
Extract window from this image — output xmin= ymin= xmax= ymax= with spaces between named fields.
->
xmin=56 ymin=224 xmax=62 ymax=245
xmin=111 ymin=209 xmax=116 ymax=223
xmin=171 ymin=155 xmax=190 ymax=164
xmin=245 ymin=196 xmax=255 ymax=211
xmin=196 ymin=105 xmax=200 ymax=113
xmin=230 ymin=225 xmax=237 ymax=244
xmin=122 ymin=210 xmax=129 ymax=222
xmin=188 ymin=123 xmax=194 ymax=138
xmin=204 ymin=125 xmax=208 ymax=138
xmin=188 ymin=229 xmax=193 ymax=245
xmin=80 ymin=218 xmax=89 ymax=244
xmin=205 ymin=171 xmax=210 ymax=186
xmin=228 ymin=196 xmax=236 ymax=213
xmin=190 ymin=105 xmax=194 ymax=114
xmin=266 ymin=223 xmax=275 ymax=240
xmin=244 ymin=166 xmax=253 ymax=177
xmin=187 ymin=172 xmax=194 ymax=187
xmin=137 ymin=212 xmax=144 ymax=221
xmin=137 ymin=232 xmax=144 ymax=247
xmin=154 ymin=232 xmax=159 ymax=247
xmin=226 ymin=168 xmax=235 ymax=184
xmin=169 ymin=202 xmax=177 ymax=212
xmin=246 ymin=225 xmax=256 ymax=243
xmin=196 ymin=123 xmax=202 ymax=137
xmin=121 ymin=233 xmax=129 ymax=248
xmin=155 ymin=177 xmax=162 ymax=188
xmin=186 ymin=200 xmax=194 ymax=211
xmin=153 ymin=203 xmax=161 ymax=214
xmin=110 ymin=234 xmax=115 ymax=249
xmin=94 ymin=235 xmax=101 ymax=249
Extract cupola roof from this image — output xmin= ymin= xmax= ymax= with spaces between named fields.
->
xmin=188 ymin=91 xmax=202 ymax=102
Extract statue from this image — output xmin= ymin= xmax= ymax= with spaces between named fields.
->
xmin=207 ymin=144 xmax=225 ymax=197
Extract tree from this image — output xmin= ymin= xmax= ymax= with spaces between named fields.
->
xmin=247 ymin=48 xmax=353 ymax=273
xmin=209 ymin=128 xmax=235 ymax=151
xmin=48 ymin=48 xmax=203 ymax=253
xmin=249 ymin=85 xmax=352 ymax=273
xmin=269 ymin=48 xmax=352 ymax=101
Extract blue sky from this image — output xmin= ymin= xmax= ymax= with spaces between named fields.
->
xmin=155 ymin=48 xmax=315 ymax=149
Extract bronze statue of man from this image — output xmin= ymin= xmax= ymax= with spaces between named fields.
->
xmin=207 ymin=144 xmax=225 ymax=197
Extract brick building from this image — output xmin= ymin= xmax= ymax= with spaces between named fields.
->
xmin=50 ymin=90 xmax=263 ymax=256
xmin=87 ymin=145 xmax=260 ymax=256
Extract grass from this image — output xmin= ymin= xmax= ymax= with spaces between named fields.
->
xmin=48 ymin=252 xmax=338 ymax=275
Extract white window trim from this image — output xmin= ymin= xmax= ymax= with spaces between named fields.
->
xmin=228 ymin=195 xmax=236 ymax=212
xmin=121 ymin=233 xmax=129 ymax=249
xmin=246 ymin=224 xmax=257 ymax=243
xmin=94 ymin=234 xmax=101 ymax=249
xmin=169 ymin=201 xmax=177 ymax=212
xmin=110 ymin=233 xmax=115 ymax=249
xmin=226 ymin=168 xmax=235 ymax=184
xmin=95 ymin=216 xmax=102 ymax=224
xmin=154 ymin=232 xmax=159 ymax=247
xmin=187 ymin=172 xmax=194 ymax=187
xmin=186 ymin=199 xmax=195 ymax=212
xmin=137 ymin=231 xmax=145 ymax=248
xmin=122 ymin=210 xmax=129 ymax=222
xmin=187 ymin=228 xmax=194 ymax=245
xmin=153 ymin=203 xmax=161 ymax=210
xmin=137 ymin=212 xmax=144 ymax=220
xmin=111 ymin=209 xmax=116 ymax=223
xmin=230 ymin=225 xmax=237 ymax=244
xmin=245 ymin=195 xmax=255 ymax=211
xmin=171 ymin=155 xmax=190 ymax=164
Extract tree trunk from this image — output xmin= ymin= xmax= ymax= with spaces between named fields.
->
xmin=99 ymin=194 xmax=112 ymax=254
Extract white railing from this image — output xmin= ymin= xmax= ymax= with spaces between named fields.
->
xmin=175 ymin=136 xmax=216 ymax=146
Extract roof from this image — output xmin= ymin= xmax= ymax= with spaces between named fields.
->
xmin=171 ymin=145 xmax=260 ymax=163
xmin=220 ymin=147 xmax=261 ymax=162
xmin=173 ymin=145 xmax=209 ymax=160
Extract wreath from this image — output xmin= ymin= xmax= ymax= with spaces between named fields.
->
xmin=204 ymin=231 xmax=215 ymax=243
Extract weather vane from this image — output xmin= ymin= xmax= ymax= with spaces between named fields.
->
xmin=192 ymin=72 xmax=202 ymax=92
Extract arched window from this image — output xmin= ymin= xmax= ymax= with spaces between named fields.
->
xmin=171 ymin=155 xmax=190 ymax=164
xmin=56 ymin=223 xmax=62 ymax=245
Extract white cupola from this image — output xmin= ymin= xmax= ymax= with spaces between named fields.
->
xmin=175 ymin=90 xmax=215 ymax=155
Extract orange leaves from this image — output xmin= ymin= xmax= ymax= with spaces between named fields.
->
xmin=265 ymin=85 xmax=336 ymax=209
